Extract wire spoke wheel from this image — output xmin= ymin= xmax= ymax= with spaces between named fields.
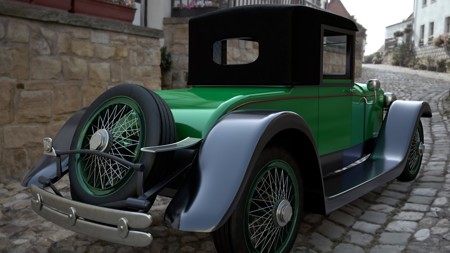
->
xmin=69 ymin=84 xmax=176 ymax=205
xmin=213 ymin=147 xmax=303 ymax=253
xmin=398 ymin=120 xmax=424 ymax=182
xmin=245 ymin=160 xmax=299 ymax=253
xmin=406 ymin=126 xmax=422 ymax=174
xmin=76 ymin=99 xmax=144 ymax=195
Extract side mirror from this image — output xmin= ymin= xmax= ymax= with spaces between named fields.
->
xmin=367 ymin=79 xmax=381 ymax=91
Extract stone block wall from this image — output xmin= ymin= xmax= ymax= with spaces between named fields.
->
xmin=0 ymin=1 xmax=162 ymax=179
xmin=163 ymin=17 xmax=189 ymax=89
xmin=416 ymin=45 xmax=450 ymax=61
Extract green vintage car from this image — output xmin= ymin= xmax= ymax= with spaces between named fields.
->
xmin=23 ymin=5 xmax=431 ymax=253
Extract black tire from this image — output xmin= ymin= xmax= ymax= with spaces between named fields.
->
xmin=397 ymin=120 xmax=424 ymax=182
xmin=213 ymin=147 xmax=303 ymax=253
xmin=69 ymin=84 xmax=176 ymax=205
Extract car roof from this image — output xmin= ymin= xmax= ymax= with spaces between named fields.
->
xmin=188 ymin=5 xmax=358 ymax=86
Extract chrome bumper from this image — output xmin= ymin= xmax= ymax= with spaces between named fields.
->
xmin=30 ymin=185 xmax=153 ymax=247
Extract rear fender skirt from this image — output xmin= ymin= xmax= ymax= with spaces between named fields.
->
xmin=165 ymin=110 xmax=319 ymax=232
xmin=21 ymin=109 xmax=86 ymax=188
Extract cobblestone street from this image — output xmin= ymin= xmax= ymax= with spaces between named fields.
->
xmin=1 ymin=64 xmax=449 ymax=253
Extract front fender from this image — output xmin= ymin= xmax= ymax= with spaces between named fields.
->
xmin=21 ymin=109 xmax=86 ymax=188
xmin=373 ymin=100 xmax=431 ymax=162
xmin=165 ymin=110 xmax=317 ymax=232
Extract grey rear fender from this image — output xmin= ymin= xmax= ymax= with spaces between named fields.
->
xmin=21 ymin=109 xmax=86 ymax=188
xmin=165 ymin=110 xmax=321 ymax=232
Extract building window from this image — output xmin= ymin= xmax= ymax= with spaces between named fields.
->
xmin=420 ymin=25 xmax=425 ymax=45
xmin=422 ymin=0 xmax=427 ymax=6
xmin=429 ymin=22 xmax=434 ymax=39
xmin=446 ymin=17 xmax=450 ymax=33
xmin=431 ymin=0 xmax=436 ymax=3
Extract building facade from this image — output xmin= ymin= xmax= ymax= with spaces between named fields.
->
xmin=383 ymin=0 xmax=450 ymax=67
xmin=385 ymin=14 xmax=413 ymax=50
xmin=412 ymin=0 xmax=450 ymax=62
xmin=413 ymin=0 xmax=450 ymax=48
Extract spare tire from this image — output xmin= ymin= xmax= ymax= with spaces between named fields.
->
xmin=69 ymin=84 xmax=176 ymax=205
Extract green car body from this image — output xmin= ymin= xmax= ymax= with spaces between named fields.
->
xmin=157 ymin=82 xmax=384 ymax=157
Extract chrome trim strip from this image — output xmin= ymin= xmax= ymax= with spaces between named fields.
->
xmin=324 ymin=154 xmax=371 ymax=178
xmin=30 ymin=185 xmax=153 ymax=247
xmin=141 ymin=137 xmax=202 ymax=153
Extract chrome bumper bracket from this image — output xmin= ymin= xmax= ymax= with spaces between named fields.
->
xmin=30 ymin=185 xmax=153 ymax=247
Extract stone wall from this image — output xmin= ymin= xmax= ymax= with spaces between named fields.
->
xmin=416 ymin=45 xmax=450 ymax=61
xmin=0 ymin=1 xmax=163 ymax=179
xmin=162 ymin=17 xmax=189 ymax=89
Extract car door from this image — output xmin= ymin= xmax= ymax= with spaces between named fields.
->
xmin=318 ymin=26 xmax=363 ymax=174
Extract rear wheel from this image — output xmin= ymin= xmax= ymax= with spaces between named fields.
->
xmin=213 ymin=147 xmax=303 ymax=253
xmin=69 ymin=84 xmax=175 ymax=205
xmin=397 ymin=120 xmax=424 ymax=182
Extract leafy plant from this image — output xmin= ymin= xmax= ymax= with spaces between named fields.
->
xmin=174 ymin=0 xmax=219 ymax=9
xmin=403 ymin=25 xmax=412 ymax=34
xmin=437 ymin=59 xmax=447 ymax=72
xmin=160 ymin=46 xmax=172 ymax=73
xmin=394 ymin=31 xmax=404 ymax=37
xmin=105 ymin=0 xmax=135 ymax=8
xmin=433 ymin=33 xmax=450 ymax=47
xmin=392 ymin=43 xmax=414 ymax=67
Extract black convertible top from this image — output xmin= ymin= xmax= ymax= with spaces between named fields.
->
xmin=188 ymin=5 xmax=358 ymax=86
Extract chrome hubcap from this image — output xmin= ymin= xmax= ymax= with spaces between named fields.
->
xmin=275 ymin=199 xmax=293 ymax=227
xmin=418 ymin=142 xmax=424 ymax=156
xmin=89 ymin=129 xmax=110 ymax=151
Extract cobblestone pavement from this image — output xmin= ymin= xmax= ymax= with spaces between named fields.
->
xmin=1 ymin=64 xmax=449 ymax=253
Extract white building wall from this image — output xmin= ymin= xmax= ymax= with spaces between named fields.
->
xmin=147 ymin=0 xmax=172 ymax=30
xmin=413 ymin=0 xmax=450 ymax=47
xmin=385 ymin=21 xmax=411 ymax=39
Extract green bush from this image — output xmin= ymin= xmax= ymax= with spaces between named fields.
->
xmin=160 ymin=46 xmax=172 ymax=73
xmin=363 ymin=52 xmax=383 ymax=64
xmin=437 ymin=59 xmax=447 ymax=72
xmin=394 ymin=31 xmax=404 ymax=37
xmin=392 ymin=43 xmax=414 ymax=67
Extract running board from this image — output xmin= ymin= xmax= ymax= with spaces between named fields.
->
xmin=324 ymin=156 xmax=402 ymax=198
xmin=322 ymin=156 xmax=404 ymax=213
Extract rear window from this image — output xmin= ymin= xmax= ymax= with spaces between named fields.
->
xmin=213 ymin=38 xmax=259 ymax=65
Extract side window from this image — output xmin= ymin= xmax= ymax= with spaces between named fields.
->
xmin=213 ymin=38 xmax=259 ymax=65
xmin=322 ymin=29 xmax=352 ymax=79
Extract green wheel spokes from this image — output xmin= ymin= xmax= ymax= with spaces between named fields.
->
xmin=246 ymin=161 xmax=299 ymax=253
xmin=77 ymin=98 xmax=145 ymax=195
